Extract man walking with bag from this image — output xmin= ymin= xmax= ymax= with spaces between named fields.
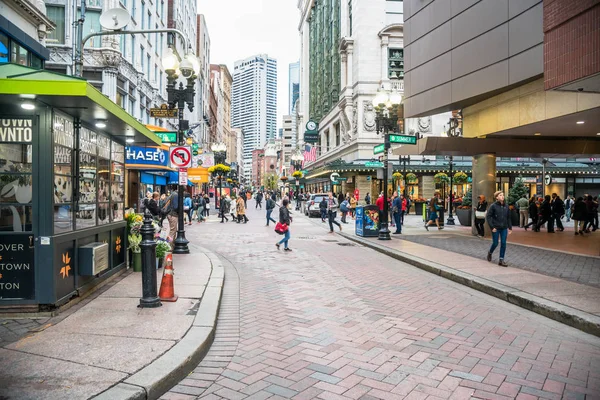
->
xmin=486 ymin=191 xmax=512 ymax=267
xmin=327 ymin=192 xmax=342 ymax=233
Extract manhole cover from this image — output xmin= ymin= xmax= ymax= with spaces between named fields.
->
xmin=338 ymin=243 xmax=356 ymax=247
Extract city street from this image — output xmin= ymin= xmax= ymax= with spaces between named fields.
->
xmin=162 ymin=202 xmax=600 ymax=400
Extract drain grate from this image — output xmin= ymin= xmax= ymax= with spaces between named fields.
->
xmin=296 ymin=236 xmax=317 ymax=240
xmin=323 ymin=239 xmax=339 ymax=242
xmin=337 ymin=243 xmax=357 ymax=246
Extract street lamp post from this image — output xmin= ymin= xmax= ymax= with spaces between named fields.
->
xmin=373 ymin=87 xmax=403 ymax=241
xmin=400 ymin=156 xmax=409 ymax=197
xmin=447 ymin=156 xmax=455 ymax=225
xmin=211 ymin=143 xmax=227 ymax=215
xmin=162 ymin=48 xmax=201 ymax=254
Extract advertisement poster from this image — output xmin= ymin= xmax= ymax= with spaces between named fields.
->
xmin=0 ymin=235 xmax=34 ymax=300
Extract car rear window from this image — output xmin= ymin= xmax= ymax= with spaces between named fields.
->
xmin=314 ymin=196 xmax=324 ymax=203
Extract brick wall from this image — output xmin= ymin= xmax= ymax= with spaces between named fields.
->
xmin=543 ymin=0 xmax=600 ymax=90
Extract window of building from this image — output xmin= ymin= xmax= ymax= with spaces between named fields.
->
xmin=131 ymin=1 xmax=136 ymax=22
xmin=78 ymin=8 xmax=102 ymax=47
xmin=46 ymin=5 xmax=66 ymax=44
xmin=0 ymin=33 xmax=8 ymax=64
xmin=147 ymin=11 xmax=152 ymax=30
xmin=388 ymin=48 xmax=404 ymax=79
xmin=141 ymin=2 xmax=146 ymax=29
xmin=146 ymin=53 xmax=151 ymax=77
xmin=140 ymin=45 xmax=144 ymax=70
xmin=11 ymin=42 xmax=28 ymax=66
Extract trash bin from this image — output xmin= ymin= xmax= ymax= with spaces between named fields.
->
xmin=355 ymin=205 xmax=380 ymax=237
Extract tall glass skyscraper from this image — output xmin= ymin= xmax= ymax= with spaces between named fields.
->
xmin=289 ymin=61 xmax=300 ymax=114
xmin=232 ymin=54 xmax=277 ymax=182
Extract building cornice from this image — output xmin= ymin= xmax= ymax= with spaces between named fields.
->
xmin=7 ymin=0 xmax=55 ymax=31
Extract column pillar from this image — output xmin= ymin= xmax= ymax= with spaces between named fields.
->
xmin=380 ymin=36 xmax=389 ymax=83
xmin=471 ymin=154 xmax=496 ymax=237
xmin=347 ymin=46 xmax=354 ymax=91
xmin=102 ymin=68 xmax=118 ymax=103
xmin=341 ymin=52 xmax=348 ymax=91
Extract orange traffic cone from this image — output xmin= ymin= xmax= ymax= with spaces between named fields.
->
xmin=158 ymin=253 xmax=178 ymax=302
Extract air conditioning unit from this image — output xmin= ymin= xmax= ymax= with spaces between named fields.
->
xmin=78 ymin=242 xmax=109 ymax=276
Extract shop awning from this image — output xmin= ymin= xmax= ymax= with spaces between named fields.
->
xmin=167 ymin=171 xmax=194 ymax=186
xmin=0 ymin=63 xmax=161 ymax=146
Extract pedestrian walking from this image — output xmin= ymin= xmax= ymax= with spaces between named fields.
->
xmin=275 ymin=198 xmax=292 ymax=251
xmin=424 ymin=197 xmax=441 ymax=230
xmin=184 ymin=192 xmax=193 ymax=225
xmin=319 ymin=196 xmax=328 ymax=222
xmin=551 ymin=193 xmax=565 ymax=231
xmin=516 ymin=194 xmax=529 ymax=228
xmin=220 ymin=196 xmax=230 ymax=223
xmin=535 ymin=195 xmax=554 ymax=232
xmin=349 ymin=195 xmax=357 ymax=219
xmin=327 ymin=192 xmax=342 ymax=233
xmin=400 ymin=194 xmax=409 ymax=225
xmin=204 ymin=194 xmax=210 ymax=217
xmin=255 ymin=191 xmax=263 ymax=209
xmin=146 ymin=192 xmax=161 ymax=218
xmin=340 ymin=196 xmax=350 ymax=223
xmin=583 ymin=195 xmax=597 ymax=232
xmin=572 ymin=196 xmax=587 ymax=235
xmin=365 ymin=193 xmax=371 ymax=205
xmin=523 ymin=196 xmax=538 ymax=230
xmin=486 ymin=191 xmax=512 ymax=267
xmin=564 ymin=195 xmax=573 ymax=222
xmin=196 ymin=195 xmax=206 ymax=222
xmin=162 ymin=192 xmax=178 ymax=250
xmin=266 ymin=194 xmax=277 ymax=226
xmin=392 ymin=193 xmax=402 ymax=234
xmin=474 ymin=195 xmax=488 ymax=237
xmin=236 ymin=195 xmax=248 ymax=223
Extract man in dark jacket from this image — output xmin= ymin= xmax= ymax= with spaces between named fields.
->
xmin=535 ymin=195 xmax=554 ymax=232
xmin=551 ymin=193 xmax=565 ymax=231
xmin=486 ymin=191 xmax=512 ymax=267
xmin=266 ymin=194 xmax=277 ymax=226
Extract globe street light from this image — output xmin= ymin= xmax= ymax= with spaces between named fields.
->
xmin=373 ymin=87 xmax=403 ymax=241
xmin=163 ymin=48 xmax=201 ymax=254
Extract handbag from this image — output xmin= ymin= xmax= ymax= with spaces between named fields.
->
xmin=274 ymin=222 xmax=288 ymax=235
xmin=475 ymin=210 xmax=486 ymax=219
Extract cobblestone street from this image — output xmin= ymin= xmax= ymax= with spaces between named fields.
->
xmin=162 ymin=203 xmax=600 ymax=400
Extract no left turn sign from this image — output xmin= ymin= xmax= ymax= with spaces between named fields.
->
xmin=169 ymin=146 xmax=191 ymax=168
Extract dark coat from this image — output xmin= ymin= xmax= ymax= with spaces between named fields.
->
xmin=552 ymin=197 xmax=565 ymax=215
xmin=146 ymin=199 xmax=160 ymax=216
xmin=279 ymin=206 xmax=291 ymax=225
xmin=475 ymin=200 xmax=488 ymax=213
xmin=539 ymin=200 xmax=552 ymax=218
xmin=528 ymin=201 xmax=538 ymax=217
xmin=572 ymin=200 xmax=587 ymax=221
xmin=486 ymin=201 xmax=512 ymax=230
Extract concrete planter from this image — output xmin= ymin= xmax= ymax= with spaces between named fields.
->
xmin=456 ymin=208 xmax=472 ymax=226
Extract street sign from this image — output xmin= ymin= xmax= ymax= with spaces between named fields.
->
xmin=179 ymin=168 xmax=188 ymax=185
xmin=544 ymin=174 xmax=552 ymax=186
xmin=330 ymin=172 xmax=340 ymax=182
xmin=389 ymin=134 xmax=417 ymax=145
xmin=373 ymin=143 xmax=385 ymax=154
xmin=154 ymin=132 xmax=177 ymax=143
xmin=304 ymin=132 xmax=319 ymax=143
xmin=337 ymin=177 xmax=348 ymax=181
xmin=169 ymin=146 xmax=191 ymax=168
xmin=332 ymin=181 xmax=340 ymax=185
xmin=150 ymin=104 xmax=178 ymax=118
xmin=365 ymin=161 xmax=384 ymax=168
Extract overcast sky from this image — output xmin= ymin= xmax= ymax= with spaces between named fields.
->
xmin=197 ymin=0 xmax=300 ymax=130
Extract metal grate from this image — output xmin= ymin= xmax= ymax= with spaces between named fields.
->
xmin=337 ymin=243 xmax=357 ymax=247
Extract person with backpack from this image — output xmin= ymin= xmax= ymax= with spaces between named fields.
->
xmin=220 ymin=196 xmax=230 ymax=223
xmin=392 ymin=192 xmax=402 ymax=234
xmin=196 ymin=195 xmax=206 ymax=223
xmin=340 ymin=196 xmax=350 ymax=223
xmin=161 ymin=191 xmax=178 ymax=249
xmin=255 ymin=191 xmax=263 ymax=209
xmin=326 ymin=192 xmax=342 ymax=232
xmin=204 ymin=194 xmax=210 ymax=217
xmin=319 ymin=196 xmax=328 ymax=222
xmin=266 ymin=193 xmax=277 ymax=226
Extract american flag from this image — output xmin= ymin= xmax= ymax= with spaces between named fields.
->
xmin=303 ymin=144 xmax=317 ymax=165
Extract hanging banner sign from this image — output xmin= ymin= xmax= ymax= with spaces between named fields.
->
xmin=126 ymin=146 xmax=168 ymax=166
xmin=0 ymin=118 xmax=33 ymax=143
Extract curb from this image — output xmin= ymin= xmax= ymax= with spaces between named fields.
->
xmin=93 ymin=247 xmax=225 ymax=400
xmin=340 ymin=232 xmax=600 ymax=338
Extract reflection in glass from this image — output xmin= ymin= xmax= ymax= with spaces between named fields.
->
xmin=98 ymin=202 xmax=110 ymax=224
xmin=112 ymin=202 xmax=124 ymax=221
xmin=79 ymin=152 xmax=97 ymax=204
xmin=53 ymin=175 xmax=72 ymax=203
xmin=0 ymin=205 xmax=33 ymax=232
xmin=112 ymin=142 xmax=125 ymax=163
xmin=0 ymin=144 xmax=33 ymax=173
xmin=112 ymin=161 xmax=125 ymax=182
xmin=76 ymin=203 xmax=96 ymax=228
xmin=0 ymin=174 xmax=33 ymax=204
xmin=54 ymin=205 xmax=73 ymax=233
xmin=54 ymin=145 xmax=72 ymax=173
xmin=98 ymin=157 xmax=110 ymax=181
xmin=98 ymin=179 xmax=109 ymax=202
xmin=111 ymin=182 xmax=124 ymax=202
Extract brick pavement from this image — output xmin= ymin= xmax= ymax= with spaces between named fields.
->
xmin=397 ymin=234 xmax=600 ymax=288
xmin=162 ymin=202 xmax=600 ymax=399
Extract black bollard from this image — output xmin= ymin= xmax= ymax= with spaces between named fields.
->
xmin=139 ymin=209 xmax=162 ymax=308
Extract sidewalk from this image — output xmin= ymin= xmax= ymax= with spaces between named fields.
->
xmin=339 ymin=231 xmax=600 ymax=337
xmin=0 ymin=243 xmax=224 ymax=400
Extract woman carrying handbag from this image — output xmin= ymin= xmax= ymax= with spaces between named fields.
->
xmin=474 ymin=195 xmax=488 ymax=237
xmin=275 ymin=198 xmax=292 ymax=251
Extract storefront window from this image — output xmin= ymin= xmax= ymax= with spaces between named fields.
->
xmin=11 ymin=42 xmax=28 ymax=66
xmin=111 ymin=142 xmax=125 ymax=221
xmin=53 ymin=112 xmax=75 ymax=233
xmin=97 ymin=135 xmax=111 ymax=225
xmin=77 ymin=127 xmax=97 ymax=228
xmin=0 ymin=33 xmax=8 ymax=64
xmin=0 ymin=141 xmax=33 ymax=232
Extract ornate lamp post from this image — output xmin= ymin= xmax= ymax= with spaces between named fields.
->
xmin=446 ymin=156 xmax=455 ymax=225
xmin=373 ymin=87 xmax=403 ymax=241
xmin=211 ymin=142 xmax=227 ymax=213
xmin=291 ymin=150 xmax=304 ymax=189
xmin=399 ymin=156 xmax=410 ymax=197
xmin=162 ymin=48 xmax=201 ymax=254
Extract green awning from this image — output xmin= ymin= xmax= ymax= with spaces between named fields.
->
xmin=0 ymin=63 xmax=161 ymax=145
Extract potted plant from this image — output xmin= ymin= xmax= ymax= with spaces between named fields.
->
xmin=392 ymin=171 xmax=403 ymax=181
xmin=292 ymin=171 xmax=303 ymax=179
xmin=508 ymin=176 xmax=528 ymax=226
xmin=155 ymin=240 xmax=171 ymax=269
xmin=456 ymin=187 xmax=472 ymax=226
xmin=413 ymin=197 xmax=427 ymax=215
xmin=453 ymin=172 xmax=468 ymax=185
xmin=208 ymin=164 xmax=231 ymax=175
xmin=406 ymin=173 xmax=418 ymax=184
xmin=434 ymin=172 xmax=450 ymax=184
xmin=127 ymin=227 xmax=142 ymax=272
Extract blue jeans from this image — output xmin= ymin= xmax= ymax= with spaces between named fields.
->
xmin=277 ymin=229 xmax=290 ymax=248
xmin=489 ymin=228 xmax=508 ymax=259
xmin=266 ymin=209 xmax=276 ymax=225
xmin=393 ymin=212 xmax=402 ymax=233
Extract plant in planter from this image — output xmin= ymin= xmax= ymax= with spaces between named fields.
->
xmin=155 ymin=240 xmax=171 ymax=269
xmin=392 ymin=171 xmax=403 ymax=181
xmin=453 ymin=171 xmax=468 ymax=185
xmin=207 ymin=164 xmax=231 ymax=175
xmin=292 ymin=171 xmax=303 ymax=179
xmin=406 ymin=173 xmax=418 ymax=184
xmin=456 ymin=187 xmax=473 ymax=226
xmin=434 ymin=172 xmax=449 ymax=184
xmin=127 ymin=232 xmax=142 ymax=272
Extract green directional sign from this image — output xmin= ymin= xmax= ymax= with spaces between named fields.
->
xmin=154 ymin=132 xmax=177 ymax=143
xmin=389 ymin=134 xmax=417 ymax=145
xmin=365 ymin=161 xmax=384 ymax=168
xmin=337 ymin=177 xmax=348 ymax=181
xmin=192 ymin=143 xmax=199 ymax=151
xmin=373 ymin=143 xmax=385 ymax=154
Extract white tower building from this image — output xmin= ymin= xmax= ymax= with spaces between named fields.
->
xmin=231 ymin=54 xmax=277 ymax=182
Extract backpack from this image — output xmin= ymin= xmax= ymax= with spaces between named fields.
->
xmin=340 ymin=200 xmax=349 ymax=212
xmin=161 ymin=194 xmax=175 ymax=216
xmin=267 ymin=198 xmax=274 ymax=210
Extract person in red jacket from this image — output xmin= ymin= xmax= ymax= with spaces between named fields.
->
xmin=376 ymin=192 xmax=384 ymax=211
